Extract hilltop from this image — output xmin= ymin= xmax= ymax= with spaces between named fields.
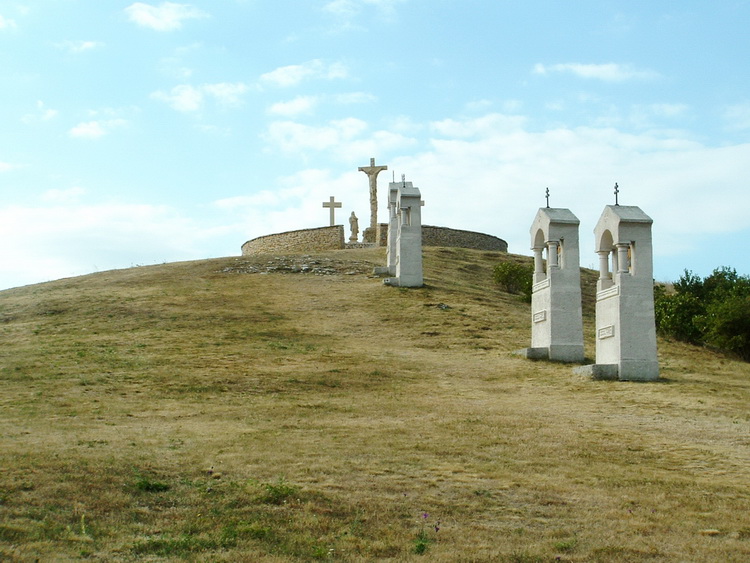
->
xmin=1 ymin=247 xmax=749 ymax=561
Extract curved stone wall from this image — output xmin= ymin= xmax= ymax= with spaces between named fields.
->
xmin=241 ymin=226 xmax=345 ymax=255
xmin=241 ymin=224 xmax=507 ymax=255
xmin=421 ymin=225 xmax=507 ymax=251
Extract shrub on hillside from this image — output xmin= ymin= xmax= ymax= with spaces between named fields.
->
xmin=697 ymin=295 xmax=750 ymax=361
xmin=655 ymin=266 xmax=750 ymax=360
xmin=653 ymin=288 xmax=704 ymax=344
xmin=493 ymin=262 xmax=533 ymax=302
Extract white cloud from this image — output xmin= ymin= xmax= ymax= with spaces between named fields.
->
xmin=202 ymin=82 xmax=249 ymax=106
xmin=430 ymin=113 xmax=527 ymax=138
xmin=627 ymin=103 xmax=690 ymax=129
xmin=268 ymin=96 xmax=317 ymax=117
xmin=124 ymin=2 xmax=208 ymax=31
xmin=151 ymin=82 xmax=249 ymax=112
xmin=265 ymin=118 xmax=368 ymax=152
xmin=648 ymin=103 xmax=689 ymax=118
xmin=151 ymin=84 xmax=203 ymax=111
xmin=533 ymin=62 xmax=659 ymax=82
xmin=264 ymin=117 xmax=416 ymax=161
xmin=0 ymin=202 xmax=209 ymax=289
xmin=324 ymin=0 xmax=358 ymax=18
xmin=56 ymin=40 xmax=103 ymax=53
xmin=335 ymin=92 xmax=376 ymax=104
xmin=69 ymin=119 xmax=127 ymax=139
xmin=41 ymin=187 xmax=87 ymax=204
xmin=22 ymin=100 xmax=58 ymax=124
xmin=0 ymin=161 xmax=19 ymax=172
xmin=259 ymin=59 xmax=347 ymax=88
xmin=0 ymin=14 xmax=17 ymax=29
xmin=724 ymin=102 xmax=750 ymax=130
xmin=324 ymin=0 xmax=405 ymax=19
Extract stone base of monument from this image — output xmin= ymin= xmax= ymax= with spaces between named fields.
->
xmin=513 ymin=347 xmax=585 ymax=363
xmin=573 ymin=364 xmax=619 ymax=380
xmin=513 ymin=347 xmax=550 ymax=360
xmin=573 ymin=362 xmax=659 ymax=381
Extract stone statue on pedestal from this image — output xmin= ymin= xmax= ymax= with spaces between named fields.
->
xmin=349 ymin=212 xmax=359 ymax=242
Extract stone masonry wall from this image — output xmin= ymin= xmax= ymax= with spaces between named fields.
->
xmin=421 ymin=225 xmax=507 ymax=251
xmin=241 ymin=224 xmax=507 ymax=255
xmin=241 ymin=226 xmax=345 ymax=255
xmin=376 ymin=224 xmax=506 ymax=251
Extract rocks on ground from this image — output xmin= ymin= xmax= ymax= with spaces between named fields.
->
xmin=220 ymin=255 xmax=377 ymax=276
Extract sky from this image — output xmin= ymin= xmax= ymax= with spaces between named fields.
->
xmin=2 ymin=1 xmax=750 ymax=290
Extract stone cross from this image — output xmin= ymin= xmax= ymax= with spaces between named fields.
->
xmin=358 ymin=157 xmax=388 ymax=231
xmin=322 ymin=196 xmax=342 ymax=226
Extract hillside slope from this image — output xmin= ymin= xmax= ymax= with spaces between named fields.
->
xmin=1 ymin=247 xmax=749 ymax=562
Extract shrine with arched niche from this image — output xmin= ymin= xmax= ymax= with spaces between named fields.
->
xmin=519 ymin=207 xmax=584 ymax=363
xmin=578 ymin=205 xmax=659 ymax=381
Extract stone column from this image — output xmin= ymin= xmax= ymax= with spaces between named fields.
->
xmin=533 ymin=247 xmax=545 ymax=284
xmin=617 ymin=243 xmax=630 ymax=274
xmin=547 ymin=241 xmax=559 ymax=269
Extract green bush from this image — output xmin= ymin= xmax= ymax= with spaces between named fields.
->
xmin=698 ymin=295 xmax=750 ymax=361
xmin=655 ymin=267 xmax=750 ymax=360
xmin=653 ymin=289 xmax=704 ymax=343
xmin=493 ymin=262 xmax=533 ymax=302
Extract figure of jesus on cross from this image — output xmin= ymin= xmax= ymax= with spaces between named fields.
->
xmin=358 ymin=157 xmax=388 ymax=231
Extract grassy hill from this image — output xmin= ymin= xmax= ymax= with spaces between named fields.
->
xmin=1 ymin=247 xmax=749 ymax=562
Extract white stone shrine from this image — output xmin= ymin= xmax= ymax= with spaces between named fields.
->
xmin=577 ymin=205 xmax=659 ymax=381
xmin=523 ymin=207 xmax=585 ymax=362
xmin=382 ymin=177 xmax=423 ymax=287
xmin=384 ymin=181 xmax=400 ymax=275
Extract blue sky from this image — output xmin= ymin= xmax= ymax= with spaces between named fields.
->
xmin=2 ymin=1 xmax=750 ymax=290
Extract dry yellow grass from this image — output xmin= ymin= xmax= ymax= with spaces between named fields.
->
xmin=1 ymin=247 xmax=749 ymax=561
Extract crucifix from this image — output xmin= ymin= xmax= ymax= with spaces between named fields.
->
xmin=545 ymin=187 xmax=550 ymax=208
xmin=358 ymin=157 xmax=388 ymax=231
xmin=322 ymin=196 xmax=342 ymax=226
xmin=614 ymin=182 xmax=620 ymax=206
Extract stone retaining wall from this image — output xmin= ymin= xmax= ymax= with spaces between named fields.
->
xmin=421 ymin=225 xmax=507 ymax=251
xmin=241 ymin=226 xmax=345 ymax=255
xmin=241 ymin=224 xmax=507 ymax=255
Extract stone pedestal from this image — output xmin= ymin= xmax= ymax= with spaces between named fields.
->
xmin=580 ymin=205 xmax=659 ymax=381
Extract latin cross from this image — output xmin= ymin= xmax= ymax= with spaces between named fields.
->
xmin=322 ymin=196 xmax=342 ymax=226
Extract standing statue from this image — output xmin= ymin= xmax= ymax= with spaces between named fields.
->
xmin=349 ymin=212 xmax=359 ymax=242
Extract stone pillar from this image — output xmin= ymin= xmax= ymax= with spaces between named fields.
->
xmin=547 ymin=240 xmax=559 ymax=269
xmin=597 ymin=251 xmax=612 ymax=291
xmin=520 ymin=208 xmax=584 ymax=363
xmin=383 ymin=180 xmax=423 ymax=287
xmin=578 ymin=205 xmax=659 ymax=381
